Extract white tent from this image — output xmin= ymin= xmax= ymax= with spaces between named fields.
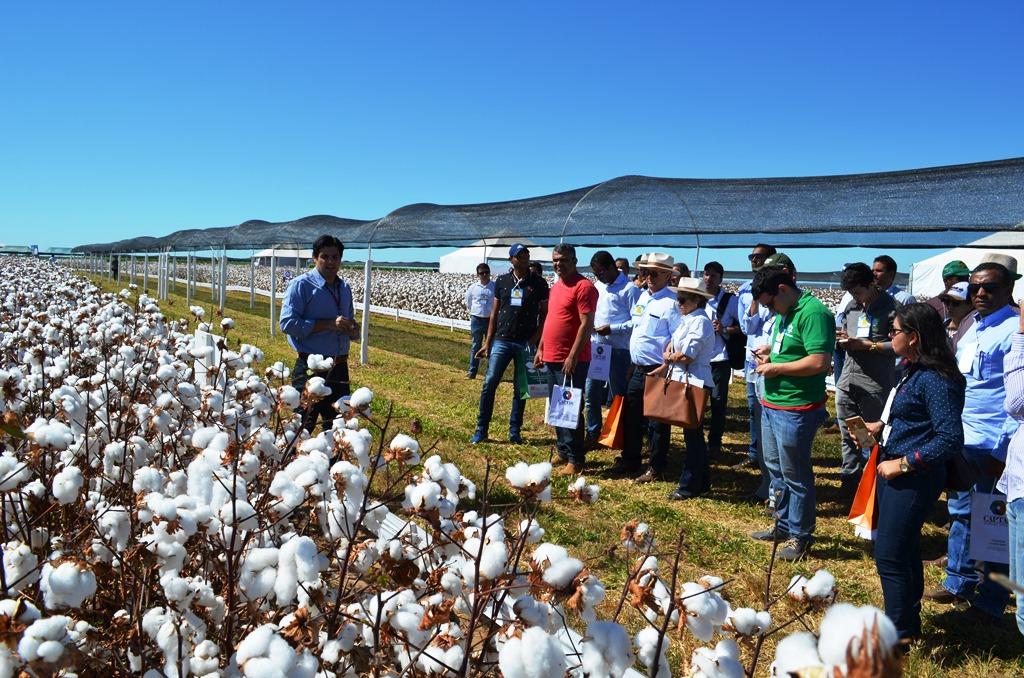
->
xmin=438 ymin=239 xmax=553 ymax=274
xmin=910 ymin=238 xmax=1024 ymax=299
xmin=253 ymin=248 xmax=311 ymax=267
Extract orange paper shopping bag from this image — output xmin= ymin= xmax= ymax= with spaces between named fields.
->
xmin=847 ymin=444 xmax=880 ymax=540
xmin=597 ymin=395 xmax=625 ymax=449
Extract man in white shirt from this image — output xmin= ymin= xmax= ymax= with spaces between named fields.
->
xmin=702 ymin=261 xmax=740 ymax=457
xmin=585 ymin=250 xmax=641 ymax=443
xmin=609 ymin=253 xmax=681 ymax=478
xmin=464 ymin=263 xmax=495 ymax=379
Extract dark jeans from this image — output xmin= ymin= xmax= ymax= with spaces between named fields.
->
xmin=475 ymin=339 xmax=527 ymax=438
xmin=584 ymin=347 xmax=631 ymax=439
xmin=875 ymin=463 xmax=946 ymax=639
xmin=836 ymin=384 xmax=888 ymax=483
xmin=621 ymin=364 xmax=668 ymax=471
xmin=291 ymin=353 xmax=351 ymax=434
xmin=546 ymin=361 xmax=590 ymax=465
xmin=707 ymin=361 xmax=732 ymax=451
xmin=468 ymin=316 xmax=489 ymax=376
xmin=675 ymin=400 xmax=711 ymax=494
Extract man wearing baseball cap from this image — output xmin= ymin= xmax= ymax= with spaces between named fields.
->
xmin=471 ymin=243 xmax=549 ymax=445
xmin=926 ymin=260 xmax=971 ymax=316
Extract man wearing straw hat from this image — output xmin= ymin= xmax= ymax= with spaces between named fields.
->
xmin=609 ymin=252 xmax=680 ymax=478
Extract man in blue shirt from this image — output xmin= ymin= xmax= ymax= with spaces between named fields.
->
xmin=280 ymin=235 xmax=357 ymax=433
xmin=585 ymin=250 xmax=641 ymax=443
xmin=464 ymin=262 xmax=495 ymax=379
xmin=926 ymin=262 xmax=1018 ymax=621
xmin=702 ymin=261 xmax=741 ymax=457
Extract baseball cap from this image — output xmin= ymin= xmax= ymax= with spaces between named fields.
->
xmin=508 ymin=243 xmax=529 ymax=258
xmin=941 ymin=260 xmax=971 ymax=279
xmin=757 ymin=252 xmax=795 ymax=271
xmin=942 ymin=282 xmax=970 ymax=302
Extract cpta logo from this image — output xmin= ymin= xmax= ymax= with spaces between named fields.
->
xmin=991 ymin=500 xmax=1007 ymax=516
xmin=595 ymin=346 xmax=605 ymax=356
xmin=562 ymin=390 xmax=574 ymax=401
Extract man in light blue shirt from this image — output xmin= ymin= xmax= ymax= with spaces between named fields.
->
xmin=464 ymin=263 xmax=495 ymax=379
xmin=702 ymin=261 xmax=740 ymax=457
xmin=928 ymin=262 xmax=1017 ymax=620
xmin=872 ymin=255 xmax=916 ymax=306
xmin=280 ymin=235 xmax=357 ymax=433
xmin=735 ymin=245 xmax=778 ymax=495
xmin=610 ymin=253 xmax=681 ymax=479
xmin=585 ymin=250 xmax=641 ymax=442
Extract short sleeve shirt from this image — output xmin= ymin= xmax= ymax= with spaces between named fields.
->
xmin=764 ymin=291 xmax=836 ymax=407
xmin=541 ymin=273 xmax=599 ymax=363
xmin=837 ymin=292 xmax=900 ymax=393
xmin=494 ymin=271 xmax=550 ymax=342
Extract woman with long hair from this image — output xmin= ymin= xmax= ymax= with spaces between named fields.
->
xmin=866 ymin=303 xmax=966 ymax=645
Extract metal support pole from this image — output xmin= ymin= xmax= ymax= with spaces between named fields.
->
xmin=170 ymin=255 xmax=176 ymax=294
xmin=360 ymin=247 xmax=372 ymax=366
xmin=269 ymin=249 xmax=277 ymax=337
xmin=218 ymin=248 xmax=227 ymax=313
xmin=143 ymin=253 xmax=150 ymax=293
xmin=249 ymin=252 xmax=255 ymax=309
xmin=186 ymin=253 xmax=193 ymax=308
xmin=130 ymin=254 xmax=136 ymax=285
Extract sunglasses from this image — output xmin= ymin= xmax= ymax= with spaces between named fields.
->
xmin=889 ymin=327 xmax=913 ymax=337
xmin=967 ymin=281 xmax=1003 ymax=296
xmin=747 ymin=253 xmax=768 ymax=261
xmin=939 ymin=297 xmax=969 ymax=306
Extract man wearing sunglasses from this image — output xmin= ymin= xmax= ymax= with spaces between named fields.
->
xmin=937 ymin=282 xmax=973 ymax=346
xmin=927 ymin=262 xmax=1018 ymax=624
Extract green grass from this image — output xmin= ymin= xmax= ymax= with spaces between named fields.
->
xmin=88 ymin=274 xmax=1024 ymax=677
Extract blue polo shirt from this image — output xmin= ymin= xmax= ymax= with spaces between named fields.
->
xmin=280 ymin=269 xmax=355 ymax=357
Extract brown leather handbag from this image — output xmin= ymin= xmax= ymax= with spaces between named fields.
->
xmin=643 ymin=365 xmax=708 ymax=429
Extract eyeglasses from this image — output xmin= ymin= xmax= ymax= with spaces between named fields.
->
xmin=889 ymin=327 xmax=913 ymax=337
xmin=967 ymin=281 xmax=1002 ymax=296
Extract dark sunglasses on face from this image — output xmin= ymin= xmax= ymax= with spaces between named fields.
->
xmin=889 ymin=327 xmax=912 ymax=337
xmin=939 ymin=297 xmax=968 ymax=306
xmin=748 ymin=253 xmax=767 ymax=261
xmin=967 ymin=281 xmax=1002 ymax=296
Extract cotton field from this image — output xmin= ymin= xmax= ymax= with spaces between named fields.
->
xmin=0 ymin=258 xmax=899 ymax=676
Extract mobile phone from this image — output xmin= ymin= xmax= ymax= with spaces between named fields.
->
xmin=844 ymin=416 xmax=875 ymax=449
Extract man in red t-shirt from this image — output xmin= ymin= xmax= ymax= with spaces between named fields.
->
xmin=535 ymin=243 xmax=598 ymax=474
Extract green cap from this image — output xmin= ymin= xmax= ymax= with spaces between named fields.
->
xmin=757 ymin=252 xmax=795 ymax=272
xmin=941 ymin=260 xmax=971 ymax=279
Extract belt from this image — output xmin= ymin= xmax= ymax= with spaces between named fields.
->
xmin=633 ymin=363 xmax=661 ymax=373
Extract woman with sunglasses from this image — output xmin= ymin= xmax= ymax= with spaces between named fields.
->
xmin=864 ymin=303 xmax=965 ymax=646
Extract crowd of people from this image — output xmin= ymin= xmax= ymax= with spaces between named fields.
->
xmin=455 ymin=241 xmax=1024 ymax=649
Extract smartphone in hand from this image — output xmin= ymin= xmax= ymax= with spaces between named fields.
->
xmin=844 ymin=416 xmax=875 ymax=449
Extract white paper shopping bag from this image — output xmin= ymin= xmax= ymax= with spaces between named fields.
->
xmin=969 ymin=492 xmax=1009 ymax=565
xmin=587 ymin=341 xmax=611 ymax=382
xmin=546 ymin=376 xmax=582 ymax=429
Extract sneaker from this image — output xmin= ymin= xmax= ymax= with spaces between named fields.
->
xmin=508 ymin=433 xmax=524 ymax=444
xmin=633 ymin=468 xmax=663 ymax=484
xmin=751 ymin=527 xmax=788 ymax=542
xmin=470 ymin=432 xmax=487 ymax=445
xmin=777 ymin=538 xmax=810 ymax=561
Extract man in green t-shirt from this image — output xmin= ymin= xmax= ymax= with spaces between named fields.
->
xmin=749 ymin=264 xmax=835 ymax=561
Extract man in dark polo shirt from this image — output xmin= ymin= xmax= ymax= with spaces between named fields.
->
xmin=471 ymin=243 xmax=549 ymax=444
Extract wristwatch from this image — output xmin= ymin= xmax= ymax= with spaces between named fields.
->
xmin=869 ymin=342 xmax=878 ymax=351
xmin=899 ymin=457 xmax=910 ymax=474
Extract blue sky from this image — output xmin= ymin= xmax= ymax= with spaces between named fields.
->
xmin=1 ymin=2 xmax=1022 ymax=271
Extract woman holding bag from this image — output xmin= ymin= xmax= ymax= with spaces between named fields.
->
xmin=865 ymin=303 xmax=965 ymax=646
xmin=642 ymin=277 xmax=715 ymax=500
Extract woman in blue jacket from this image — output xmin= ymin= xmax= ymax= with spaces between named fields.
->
xmin=866 ymin=303 xmax=966 ymax=645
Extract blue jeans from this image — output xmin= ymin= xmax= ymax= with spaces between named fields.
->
xmin=475 ymin=339 xmax=527 ymax=438
xmin=760 ymin=405 xmax=828 ymax=541
xmin=1008 ymin=498 xmax=1024 ymax=636
xmin=674 ymin=408 xmax=710 ymax=494
xmin=546 ymin=361 xmax=590 ymax=465
xmin=745 ymin=378 xmax=761 ymax=462
xmin=621 ymin=364 xmax=669 ymax=471
xmin=584 ymin=347 xmax=631 ymax=438
xmin=468 ymin=316 xmax=489 ymax=376
xmin=875 ymin=463 xmax=947 ymax=640
xmin=943 ymin=449 xmax=1010 ymax=616
xmin=707 ymin=361 xmax=731 ymax=451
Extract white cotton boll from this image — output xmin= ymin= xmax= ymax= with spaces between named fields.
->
xmin=52 ymin=465 xmax=84 ymax=505
xmin=787 ymin=575 xmax=810 ymax=602
xmin=40 ymin=561 xmax=97 ymax=609
xmin=0 ymin=598 xmax=41 ymax=625
xmin=278 ymin=385 xmax=301 ymax=409
xmin=519 ymin=518 xmax=545 ymax=544
xmin=569 ymin=476 xmax=600 ymax=503
xmin=235 ymin=624 xmax=313 ymax=677
xmin=349 ymin=386 xmax=373 ymax=409
xmin=18 ymin=615 xmax=72 ymax=663
xmin=728 ymin=607 xmax=771 ymax=637
xmin=404 ymin=481 xmax=441 ymax=511
xmin=581 ymin=621 xmax=634 ymax=678
xmin=190 ymin=426 xmax=220 ymax=451
xmin=191 ymin=639 xmax=220 ymax=675
xmin=692 ymin=639 xmax=745 ymax=678
xmin=527 ymin=462 xmax=552 ymax=485
xmin=189 ymin=345 xmax=215 ymax=360
xmin=220 ymin=317 xmax=235 ymax=330
xmin=478 ymin=542 xmax=508 ymax=581
xmin=542 ymin=557 xmax=583 ymax=589
xmin=0 ymin=453 xmax=31 ymax=492
xmin=133 ymin=467 xmax=164 ymax=494
xmin=804 ymin=569 xmax=837 ymax=602
xmin=513 ymin=596 xmax=555 ymax=630
xmin=189 ymin=306 xmax=205 ymax=318
xmin=156 ymin=364 xmax=177 ymax=382
xmin=771 ymin=631 xmax=823 ymax=676
xmin=635 ymin=627 xmax=671 ymax=678
xmin=305 ymin=376 xmax=332 ymax=399
xmin=817 ymin=603 xmax=898 ymax=671
xmin=532 ymin=542 xmax=569 ymax=566
xmin=505 ymin=462 xmax=530 ymax=488
xmin=306 ymin=354 xmax=333 ymax=372
xmin=498 ymin=626 xmax=567 ymax=678
xmin=2 ymin=542 xmax=39 ymax=592
xmin=388 ymin=433 xmax=421 ymax=465
xmin=25 ymin=418 xmax=74 ymax=450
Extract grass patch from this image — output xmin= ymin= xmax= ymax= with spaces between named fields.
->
xmin=87 ymin=273 xmax=1024 ymax=676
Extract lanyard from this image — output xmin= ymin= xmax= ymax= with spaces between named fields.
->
xmin=325 ymin=279 xmax=343 ymax=313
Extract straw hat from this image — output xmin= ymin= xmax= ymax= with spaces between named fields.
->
xmin=640 ymin=252 xmax=675 ymax=272
xmin=668 ymin=276 xmax=714 ymax=299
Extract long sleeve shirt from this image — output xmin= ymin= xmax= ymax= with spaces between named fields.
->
xmin=464 ymin=280 xmax=496 ymax=318
xmin=629 ymin=286 xmax=681 ymax=367
xmin=956 ymin=304 xmax=1017 ymax=456
xmin=280 ymin=269 xmax=355 ymax=356
xmin=703 ymin=288 xmax=740 ymax=364
xmin=738 ymin=280 xmax=772 ymax=375
xmin=593 ymin=272 xmax=643 ymax=351
xmin=886 ymin=284 xmax=916 ymax=306
xmin=998 ymin=333 xmax=1024 ymax=502
xmin=881 ymin=367 xmax=965 ymax=470
xmin=668 ymin=313 xmax=715 ymax=385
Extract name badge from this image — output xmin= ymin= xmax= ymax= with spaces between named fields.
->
xmin=510 ymin=288 xmax=524 ymax=307
xmin=957 ymin=342 xmax=978 ymax=374
xmin=855 ymin=315 xmax=871 ymax=338
xmin=772 ymin=332 xmax=784 ymax=354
